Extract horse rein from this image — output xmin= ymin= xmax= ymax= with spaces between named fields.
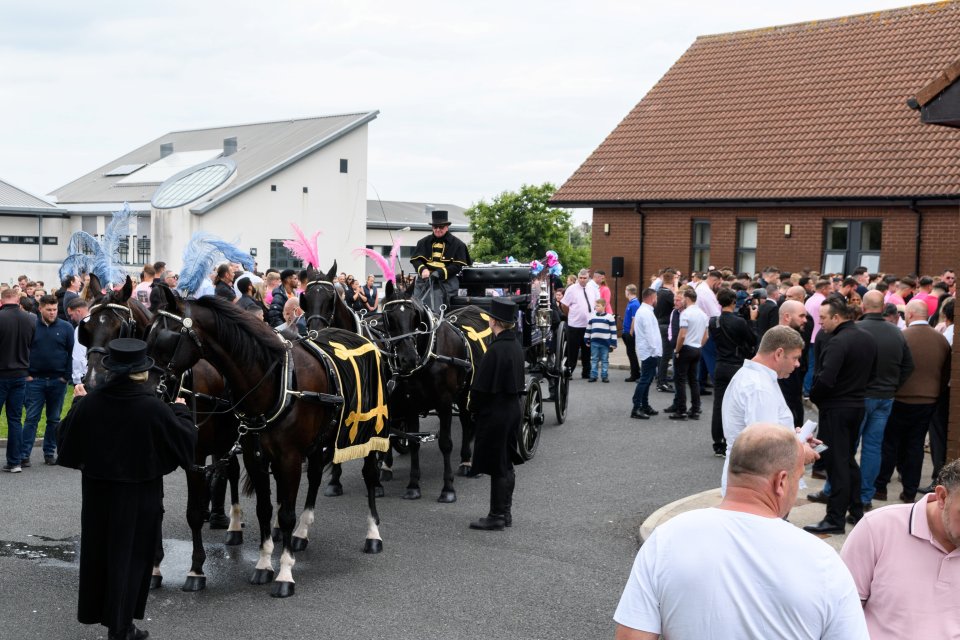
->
xmin=84 ymin=302 xmax=140 ymax=356
xmin=378 ymin=298 xmax=440 ymax=377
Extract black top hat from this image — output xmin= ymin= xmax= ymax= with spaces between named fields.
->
xmin=102 ymin=338 xmax=155 ymax=374
xmin=488 ymin=298 xmax=517 ymax=324
xmin=430 ymin=210 xmax=451 ymax=227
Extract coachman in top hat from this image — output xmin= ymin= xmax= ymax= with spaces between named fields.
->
xmin=410 ymin=209 xmax=471 ymax=312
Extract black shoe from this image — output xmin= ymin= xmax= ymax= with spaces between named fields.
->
xmin=657 ymin=384 xmax=675 ymax=393
xmin=803 ymin=519 xmax=845 ymax=534
xmin=630 ymin=409 xmax=650 ymax=420
xmin=899 ymin=492 xmax=915 ymax=503
xmin=663 ymin=404 xmax=679 ymax=414
xmin=919 ymin=484 xmax=935 ymax=494
xmin=642 ymin=407 xmax=658 ymax=416
xmin=874 ymin=489 xmax=888 ymax=501
xmin=806 ymin=490 xmax=829 ymax=504
xmin=581 ymin=374 xmax=591 ymax=380
xmin=687 ymin=411 xmax=701 ymax=420
xmin=469 ymin=515 xmax=506 ymax=531
xmin=44 ymin=456 xmax=56 ymax=465
xmin=668 ymin=412 xmax=688 ymax=421
xmin=713 ymin=450 xmax=726 ymax=458
xmin=625 ymin=377 xmax=639 ymax=382
xmin=846 ymin=513 xmax=862 ymax=525
xmin=588 ymin=378 xmax=597 ymax=383
xmin=602 ymin=378 xmax=609 ymax=383
xmin=20 ymin=459 xmax=31 ymax=468
xmin=699 ymin=389 xmax=712 ymax=396
xmin=863 ymin=501 xmax=873 ymax=512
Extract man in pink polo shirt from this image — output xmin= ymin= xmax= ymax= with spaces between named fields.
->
xmin=840 ymin=458 xmax=960 ymax=639
xmin=803 ymin=278 xmax=831 ymax=396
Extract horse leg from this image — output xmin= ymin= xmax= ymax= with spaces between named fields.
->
xmin=271 ymin=455 xmax=302 ymax=598
xmin=362 ymin=452 xmax=384 ymax=554
xmin=225 ymin=456 xmax=244 ymax=546
xmin=182 ymin=467 xmax=208 ymax=592
xmin=437 ymin=405 xmax=456 ymax=503
xmin=208 ymin=461 xmax=230 ymax=530
xmin=245 ymin=446 xmax=275 ymax=586
xmin=291 ymin=451 xmax=322 ymax=552
xmin=380 ymin=446 xmax=394 ymax=482
xmin=458 ymin=394 xmax=475 ymax=476
xmin=323 ymin=462 xmax=344 ymax=497
xmin=403 ymin=411 xmax=422 ymax=500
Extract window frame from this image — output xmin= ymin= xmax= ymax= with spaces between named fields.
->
xmin=691 ymin=219 xmax=711 ymax=274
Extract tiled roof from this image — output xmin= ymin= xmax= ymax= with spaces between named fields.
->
xmin=0 ymin=178 xmax=62 ymax=213
xmin=553 ymin=2 xmax=960 ymax=204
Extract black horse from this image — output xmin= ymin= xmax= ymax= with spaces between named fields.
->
xmin=147 ymin=290 xmax=388 ymax=597
xmin=79 ymin=276 xmax=246 ymax=592
xmin=375 ymin=280 xmax=492 ymax=501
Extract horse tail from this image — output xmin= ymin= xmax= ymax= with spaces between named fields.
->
xmin=242 ymin=471 xmax=256 ymax=497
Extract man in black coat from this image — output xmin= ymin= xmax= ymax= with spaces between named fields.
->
xmin=411 ymin=210 xmax=471 ymax=312
xmin=707 ymin=288 xmax=757 ymax=457
xmin=58 ymin=338 xmax=196 ymax=640
xmin=469 ymin=299 xmax=525 ymax=531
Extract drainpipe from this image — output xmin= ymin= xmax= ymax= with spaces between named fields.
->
xmin=909 ymin=200 xmax=922 ymax=275
xmin=636 ymin=204 xmax=645 ymax=284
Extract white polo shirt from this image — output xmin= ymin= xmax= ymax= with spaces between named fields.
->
xmin=679 ymin=305 xmax=708 ymax=349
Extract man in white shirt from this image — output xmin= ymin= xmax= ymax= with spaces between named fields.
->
xmin=66 ymin=298 xmax=90 ymax=386
xmin=560 ymin=269 xmax=599 ymax=379
xmin=630 ymin=288 xmax=662 ymax=420
xmin=694 ymin=270 xmax=722 ymax=392
xmin=669 ymin=288 xmax=708 ymax=421
xmin=720 ymin=325 xmax=806 ymax=495
xmin=614 ymin=423 xmax=868 ymax=640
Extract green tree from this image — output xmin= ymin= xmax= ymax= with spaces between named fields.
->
xmin=467 ymin=183 xmax=590 ymax=276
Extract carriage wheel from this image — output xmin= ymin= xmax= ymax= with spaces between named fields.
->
xmin=518 ymin=380 xmax=544 ymax=461
xmin=553 ymin=321 xmax=569 ymax=425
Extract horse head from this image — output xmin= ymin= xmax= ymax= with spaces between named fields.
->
xmin=144 ymin=286 xmax=204 ymax=399
xmin=381 ymin=281 xmax=430 ymax=374
xmin=81 ymin=276 xmax=152 ymax=390
xmin=300 ymin=260 xmax=355 ymax=332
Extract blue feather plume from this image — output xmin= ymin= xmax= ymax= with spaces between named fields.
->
xmin=67 ymin=231 xmax=100 ymax=258
xmin=176 ymin=232 xmax=253 ymax=296
xmin=59 ymin=253 xmax=96 ymax=281
xmin=204 ymin=238 xmax=254 ymax=271
xmin=101 ymin=203 xmax=134 ymax=283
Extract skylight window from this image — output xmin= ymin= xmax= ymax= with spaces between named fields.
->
xmin=104 ymin=163 xmax=146 ymax=177
xmin=117 ymin=149 xmax=223 ymax=185
xmin=151 ymin=159 xmax=236 ymax=209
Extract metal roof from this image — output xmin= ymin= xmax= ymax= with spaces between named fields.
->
xmin=0 ymin=179 xmax=64 ymax=215
xmin=49 ymin=112 xmax=379 ymax=213
xmin=365 ymin=200 xmax=468 ymax=231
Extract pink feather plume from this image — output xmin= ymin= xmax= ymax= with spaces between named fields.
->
xmin=354 ymin=247 xmax=396 ymax=283
xmin=388 ymin=236 xmax=402 ymax=280
xmin=283 ymin=223 xmax=321 ymax=268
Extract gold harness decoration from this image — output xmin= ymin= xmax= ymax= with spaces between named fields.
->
xmin=329 ymin=340 xmax=389 ymax=443
xmin=462 ymin=312 xmax=493 ymax=354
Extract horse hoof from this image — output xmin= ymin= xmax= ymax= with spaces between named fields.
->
xmin=208 ymin=513 xmax=230 ymax=530
xmin=250 ymin=569 xmax=275 ymax=585
xmin=271 ymin=527 xmax=281 ymax=543
xmin=291 ymin=536 xmax=309 ymax=552
xmin=380 ymin=469 xmax=393 ymax=482
xmin=224 ymin=531 xmax=243 ymax=546
xmin=456 ymin=464 xmax=471 ymax=477
xmin=363 ymin=538 xmax=383 ymax=554
xmin=149 ymin=575 xmax=163 ymax=590
xmin=323 ymin=484 xmax=344 ymax=497
xmin=270 ymin=581 xmax=295 ymax=598
xmin=437 ymin=491 xmax=457 ymax=503
xmin=181 ymin=575 xmax=206 ymax=592
xmin=402 ymin=488 xmax=422 ymax=500
xmin=374 ymin=486 xmax=385 ymax=498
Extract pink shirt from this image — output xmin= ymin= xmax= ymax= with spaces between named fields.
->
xmin=840 ymin=495 xmax=960 ymax=640
xmin=561 ymin=284 xmax=599 ymax=329
xmin=599 ymin=285 xmax=612 ymax=314
xmin=805 ymin=291 xmax=825 ymax=342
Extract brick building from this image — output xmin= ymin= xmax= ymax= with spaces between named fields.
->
xmin=553 ymin=2 xmax=960 ymax=318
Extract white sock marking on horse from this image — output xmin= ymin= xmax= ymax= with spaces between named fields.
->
xmin=256 ymin=538 xmax=274 ymax=571
xmin=293 ymin=508 xmax=314 ymax=540
xmin=272 ymin=508 xmax=279 ymax=530
xmin=228 ymin=504 xmax=243 ymax=532
xmin=276 ymin=550 xmax=295 ymax=583
xmin=187 ymin=570 xmax=202 ymax=577
xmin=366 ymin=515 xmax=382 ymax=541
xmin=152 ymin=566 xmax=162 ymax=577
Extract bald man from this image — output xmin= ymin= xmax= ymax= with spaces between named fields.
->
xmin=776 ymin=300 xmax=810 ymax=427
xmin=614 ymin=423 xmax=868 ymax=640
xmin=875 ymin=299 xmax=951 ymax=503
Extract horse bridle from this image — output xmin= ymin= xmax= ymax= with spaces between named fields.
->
xmin=152 ymin=308 xmax=205 ymax=402
xmin=303 ymin=280 xmax=338 ymax=329
xmin=378 ymin=298 xmax=438 ymax=377
xmin=84 ymin=302 xmax=140 ymax=357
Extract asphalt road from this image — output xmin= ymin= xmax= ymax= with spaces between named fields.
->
xmin=0 ymin=376 xmax=722 ymax=640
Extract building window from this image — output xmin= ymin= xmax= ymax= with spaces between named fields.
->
xmin=43 ymin=236 xmax=58 ymax=245
xmin=691 ymin=220 xmax=710 ymax=273
xmin=340 ymin=159 xmax=348 ymax=173
xmin=823 ymin=220 xmax=881 ymax=275
xmin=270 ymin=239 xmax=303 ymax=270
xmin=736 ymin=220 xmax=757 ymax=275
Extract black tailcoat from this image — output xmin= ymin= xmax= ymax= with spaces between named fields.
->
xmin=469 ymin=329 xmax=526 ymax=476
xmin=58 ymin=378 xmax=196 ymax=631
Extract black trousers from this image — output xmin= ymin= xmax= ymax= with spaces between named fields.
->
xmin=673 ymin=346 xmax=701 ymax=413
xmin=929 ymin=395 xmax=950 ymax=482
xmin=566 ymin=326 xmax=590 ymax=377
xmin=779 ymin=366 xmax=806 ymax=428
xmin=876 ymin=401 xmax=937 ymax=499
xmin=711 ymin=362 xmax=741 ymax=453
xmin=657 ymin=326 xmax=673 ymax=384
xmin=819 ymin=405 xmax=865 ymax=524
xmin=622 ymin=332 xmax=640 ymax=379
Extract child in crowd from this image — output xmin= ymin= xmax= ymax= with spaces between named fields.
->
xmin=585 ymin=297 xmax=617 ymax=382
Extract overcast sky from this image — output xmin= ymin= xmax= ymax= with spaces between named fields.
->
xmin=1 ymin=0 xmax=912 ymax=216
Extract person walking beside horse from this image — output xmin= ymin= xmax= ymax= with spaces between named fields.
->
xmin=57 ymin=338 xmax=196 ymax=640
xmin=469 ymin=299 xmax=526 ymax=531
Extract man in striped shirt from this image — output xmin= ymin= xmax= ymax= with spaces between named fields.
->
xmin=586 ymin=298 xmax=618 ymax=383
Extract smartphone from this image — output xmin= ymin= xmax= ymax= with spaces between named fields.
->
xmin=813 ymin=443 xmax=829 ymax=454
